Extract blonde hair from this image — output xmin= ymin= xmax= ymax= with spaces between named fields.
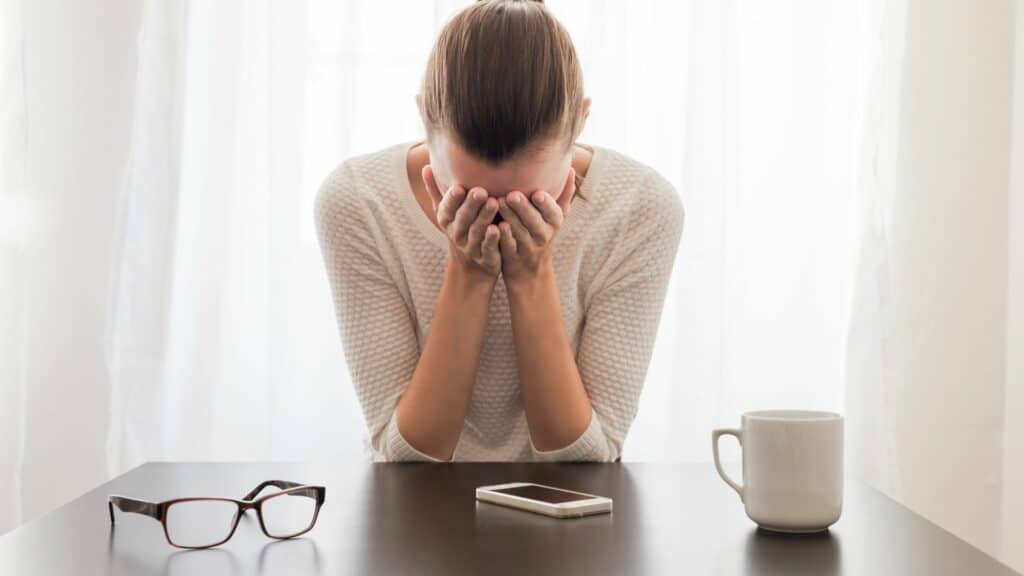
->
xmin=420 ymin=0 xmax=586 ymax=176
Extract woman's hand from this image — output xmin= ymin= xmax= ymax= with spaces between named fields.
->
xmin=422 ymin=165 xmax=501 ymax=281
xmin=496 ymin=168 xmax=576 ymax=284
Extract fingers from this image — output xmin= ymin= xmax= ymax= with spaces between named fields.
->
xmin=422 ymin=165 xmax=443 ymax=212
xmin=436 ymin=185 xmax=465 ymax=229
xmin=530 ymin=189 xmax=563 ymax=228
xmin=466 ymin=197 xmax=499 ymax=256
xmin=497 ymin=198 xmax=534 ymax=247
xmin=451 ymin=187 xmax=488 ymax=244
xmin=498 ymin=221 xmax=517 ymax=259
xmin=481 ymin=224 xmax=500 ymax=261
xmin=556 ymin=167 xmax=576 ymax=216
xmin=506 ymin=191 xmax=549 ymax=243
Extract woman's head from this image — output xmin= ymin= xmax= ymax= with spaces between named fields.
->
xmin=418 ymin=0 xmax=590 ymax=200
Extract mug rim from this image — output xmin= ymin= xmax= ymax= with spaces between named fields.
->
xmin=743 ymin=409 xmax=841 ymax=422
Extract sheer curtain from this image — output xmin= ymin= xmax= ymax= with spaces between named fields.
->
xmin=3 ymin=0 xmax=881 ymax=533
xmin=105 ymin=0 xmax=879 ymax=472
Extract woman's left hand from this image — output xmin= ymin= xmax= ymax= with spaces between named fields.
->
xmin=496 ymin=168 xmax=576 ymax=284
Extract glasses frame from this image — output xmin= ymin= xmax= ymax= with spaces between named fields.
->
xmin=108 ymin=480 xmax=327 ymax=549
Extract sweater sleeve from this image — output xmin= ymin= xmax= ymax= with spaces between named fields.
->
xmin=313 ymin=165 xmax=446 ymax=462
xmin=531 ymin=170 xmax=685 ymax=462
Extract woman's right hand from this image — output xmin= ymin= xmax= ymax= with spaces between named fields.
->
xmin=422 ymin=165 xmax=501 ymax=280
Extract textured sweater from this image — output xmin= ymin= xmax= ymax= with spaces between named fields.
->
xmin=314 ymin=141 xmax=684 ymax=462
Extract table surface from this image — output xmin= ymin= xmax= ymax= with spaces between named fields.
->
xmin=0 ymin=462 xmax=1018 ymax=576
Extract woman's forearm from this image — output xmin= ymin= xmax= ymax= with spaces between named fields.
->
xmin=395 ymin=259 xmax=496 ymax=460
xmin=506 ymin=259 xmax=593 ymax=451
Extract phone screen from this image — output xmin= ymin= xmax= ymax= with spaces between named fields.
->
xmin=491 ymin=484 xmax=595 ymax=503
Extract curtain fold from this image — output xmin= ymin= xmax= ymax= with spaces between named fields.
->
xmin=616 ymin=0 xmax=878 ymax=460
xmin=106 ymin=0 xmax=370 ymax=472
xmin=105 ymin=0 xmax=187 ymax=477
xmin=846 ymin=0 xmax=908 ymax=505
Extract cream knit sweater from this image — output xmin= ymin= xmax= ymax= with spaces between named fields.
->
xmin=314 ymin=141 xmax=684 ymax=462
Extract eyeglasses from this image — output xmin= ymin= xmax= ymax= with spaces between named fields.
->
xmin=108 ymin=480 xmax=326 ymax=549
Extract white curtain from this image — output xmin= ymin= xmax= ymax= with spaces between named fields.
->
xmin=600 ymin=0 xmax=880 ymax=460
xmin=102 ymin=0 xmax=879 ymax=469
xmin=4 ymin=1 xmax=1021 ymax=570
xmin=0 ymin=0 xmax=879 ymax=529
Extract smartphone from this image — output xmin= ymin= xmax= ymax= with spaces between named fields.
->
xmin=475 ymin=482 xmax=613 ymax=518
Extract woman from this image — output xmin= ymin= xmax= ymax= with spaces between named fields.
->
xmin=315 ymin=0 xmax=683 ymax=462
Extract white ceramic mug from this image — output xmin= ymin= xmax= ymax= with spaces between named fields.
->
xmin=712 ymin=410 xmax=843 ymax=533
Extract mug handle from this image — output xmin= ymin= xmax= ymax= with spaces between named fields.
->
xmin=712 ymin=428 xmax=745 ymax=501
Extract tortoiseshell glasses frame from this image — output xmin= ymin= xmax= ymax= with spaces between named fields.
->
xmin=108 ymin=480 xmax=326 ymax=549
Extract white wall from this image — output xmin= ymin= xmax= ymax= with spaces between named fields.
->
xmin=9 ymin=0 xmax=142 ymax=530
xmin=849 ymin=0 xmax=1018 ymax=567
xmin=0 ymin=0 xmax=26 ymax=534
xmin=895 ymin=0 xmax=1012 ymax=556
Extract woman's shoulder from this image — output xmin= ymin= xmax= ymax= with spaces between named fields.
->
xmin=585 ymin=145 xmax=685 ymax=235
xmin=313 ymin=142 xmax=408 ymax=228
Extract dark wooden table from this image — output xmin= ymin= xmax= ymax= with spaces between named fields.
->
xmin=0 ymin=462 xmax=1017 ymax=575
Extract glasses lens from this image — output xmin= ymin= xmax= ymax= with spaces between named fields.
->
xmin=260 ymin=489 xmax=319 ymax=538
xmin=164 ymin=500 xmax=239 ymax=548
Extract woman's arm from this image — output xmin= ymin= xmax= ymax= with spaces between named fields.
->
xmin=497 ymin=171 xmax=593 ymax=453
xmin=314 ymin=164 xmax=500 ymax=462
xmin=498 ymin=169 xmax=684 ymax=461
xmin=394 ymin=167 xmax=503 ymax=460
xmin=505 ymin=261 xmax=593 ymax=451
xmin=395 ymin=259 xmax=495 ymax=460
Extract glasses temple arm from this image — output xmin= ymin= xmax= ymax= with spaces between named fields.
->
xmin=242 ymin=480 xmax=307 ymax=501
xmin=108 ymin=495 xmax=161 ymax=524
